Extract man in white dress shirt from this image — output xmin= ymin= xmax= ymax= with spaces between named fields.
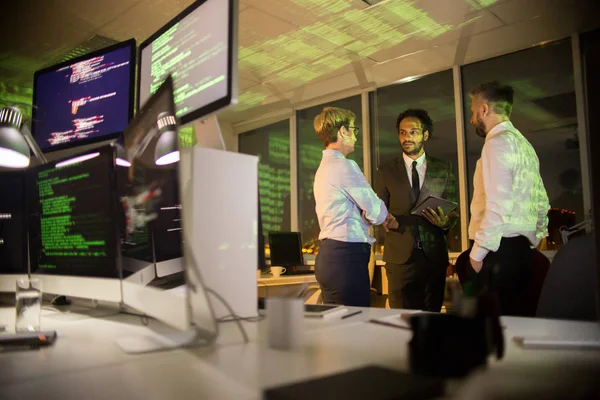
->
xmin=313 ymin=106 xmax=398 ymax=306
xmin=466 ymin=81 xmax=550 ymax=316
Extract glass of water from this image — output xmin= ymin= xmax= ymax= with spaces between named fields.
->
xmin=15 ymin=278 xmax=42 ymax=332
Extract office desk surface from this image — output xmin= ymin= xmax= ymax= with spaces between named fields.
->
xmin=1 ymin=306 xmax=599 ymax=400
xmin=257 ymin=274 xmax=317 ymax=286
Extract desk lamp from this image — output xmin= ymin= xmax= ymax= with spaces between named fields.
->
xmin=128 ymin=112 xmax=179 ymax=166
xmin=154 ymin=112 xmax=179 ymax=165
xmin=115 ymin=143 xmax=131 ymax=167
xmin=0 ymin=106 xmax=47 ymax=168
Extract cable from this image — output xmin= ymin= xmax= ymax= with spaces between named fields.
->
xmin=217 ymin=314 xmax=264 ymax=323
xmin=41 ymin=305 xmax=67 ymax=313
xmin=205 ymin=287 xmax=249 ymax=343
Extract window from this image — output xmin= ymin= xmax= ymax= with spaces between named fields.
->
xmin=461 ymin=39 xmax=583 ymax=250
xmin=238 ymin=120 xmax=291 ymax=241
xmin=371 ymin=70 xmax=462 ymax=253
xmin=297 ymin=96 xmax=363 ymax=253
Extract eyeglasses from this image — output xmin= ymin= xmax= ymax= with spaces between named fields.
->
xmin=347 ymin=126 xmax=360 ymax=135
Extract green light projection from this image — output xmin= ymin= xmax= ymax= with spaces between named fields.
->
xmin=466 ymin=0 xmax=498 ymax=10
xmin=238 ymin=120 xmax=291 ymax=240
xmin=178 ymin=124 xmax=196 ymax=148
xmin=0 ymin=1 xmax=503 ymax=114
xmin=238 ymin=0 xmax=498 ymax=110
xmin=0 ymin=82 xmax=33 ymax=120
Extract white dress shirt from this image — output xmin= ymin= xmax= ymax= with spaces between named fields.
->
xmin=314 ymin=149 xmax=388 ymax=244
xmin=469 ymin=121 xmax=550 ymax=262
xmin=402 ymin=152 xmax=427 ymax=189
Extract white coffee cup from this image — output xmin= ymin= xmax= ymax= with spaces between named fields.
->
xmin=266 ymin=297 xmax=304 ymax=350
xmin=270 ymin=266 xmax=287 ymax=277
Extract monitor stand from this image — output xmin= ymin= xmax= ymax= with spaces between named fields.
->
xmin=189 ymin=115 xmax=225 ymax=150
xmin=115 ymin=328 xmax=213 ymax=354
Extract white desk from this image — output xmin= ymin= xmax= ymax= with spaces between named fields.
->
xmin=1 ymin=306 xmax=599 ymax=399
xmin=258 ymin=274 xmax=320 ymax=304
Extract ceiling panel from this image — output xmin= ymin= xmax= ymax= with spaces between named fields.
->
xmin=489 ymin=0 xmax=573 ymax=24
xmin=98 ymin=1 xmax=192 ymax=43
xmin=370 ymin=42 xmax=459 ymax=86
xmin=1 ymin=0 xmax=600 ymax=125
xmin=462 ymin=5 xmax=597 ymax=66
xmin=238 ymin=77 xmax=261 ymax=90
xmin=367 ymin=9 xmax=504 ymax=63
xmin=239 ymin=7 xmax=299 ymax=45
xmin=241 ymin=0 xmax=317 ymax=27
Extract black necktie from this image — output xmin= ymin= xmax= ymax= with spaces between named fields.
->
xmin=412 ymin=160 xmax=420 ymax=201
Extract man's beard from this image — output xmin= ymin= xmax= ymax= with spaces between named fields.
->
xmin=402 ymin=141 xmax=423 ymax=156
xmin=475 ymin=115 xmax=487 ymax=138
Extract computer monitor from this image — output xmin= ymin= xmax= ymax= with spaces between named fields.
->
xmin=28 ymin=145 xmax=123 ymax=302
xmin=120 ymin=76 xmax=184 ymax=283
xmin=138 ymin=0 xmax=238 ymax=125
xmin=258 ymin=198 xmax=267 ymax=271
xmin=0 ymin=171 xmax=28 ymax=291
xmin=269 ymin=232 xmax=304 ymax=268
xmin=116 ymin=77 xmax=219 ymax=352
xmin=32 ymin=39 xmax=136 ymax=153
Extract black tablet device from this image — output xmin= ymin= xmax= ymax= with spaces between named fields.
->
xmin=411 ymin=195 xmax=458 ymax=216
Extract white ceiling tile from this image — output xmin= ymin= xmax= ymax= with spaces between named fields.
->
xmin=238 ymin=77 xmax=261 ymax=90
xmin=489 ymin=0 xmax=568 ymax=24
xmin=241 ymin=0 xmax=317 ymax=27
xmin=239 ymin=7 xmax=298 ymax=42
xmin=367 ymin=9 xmax=504 ymax=63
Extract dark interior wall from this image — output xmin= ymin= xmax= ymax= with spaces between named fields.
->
xmin=580 ymin=28 xmax=600 ymax=310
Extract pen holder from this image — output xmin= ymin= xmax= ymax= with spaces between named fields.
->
xmin=266 ymin=297 xmax=304 ymax=350
xmin=408 ymin=313 xmax=503 ymax=377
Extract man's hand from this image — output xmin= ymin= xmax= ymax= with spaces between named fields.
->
xmin=382 ymin=213 xmax=398 ymax=232
xmin=421 ymin=206 xmax=456 ymax=229
xmin=361 ymin=210 xmax=372 ymax=227
xmin=470 ymin=257 xmax=483 ymax=273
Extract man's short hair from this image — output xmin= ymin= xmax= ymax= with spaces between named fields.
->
xmin=395 ymin=109 xmax=434 ymax=138
xmin=469 ymin=81 xmax=514 ymax=117
xmin=314 ymin=106 xmax=356 ymax=148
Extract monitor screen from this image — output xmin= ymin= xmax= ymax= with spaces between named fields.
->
xmin=120 ymin=76 xmax=183 ymax=279
xmin=32 ymin=39 xmax=136 ymax=153
xmin=0 ymin=172 xmax=27 ymax=275
xmin=138 ymin=0 xmax=238 ymax=125
xmin=27 ymin=146 xmax=120 ymax=278
xmin=269 ymin=232 xmax=304 ymax=267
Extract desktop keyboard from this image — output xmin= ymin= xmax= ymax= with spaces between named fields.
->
xmin=514 ymin=325 xmax=600 ymax=350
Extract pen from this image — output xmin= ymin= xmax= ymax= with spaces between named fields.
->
xmin=368 ymin=319 xmax=411 ymax=330
xmin=342 ymin=310 xmax=362 ymax=319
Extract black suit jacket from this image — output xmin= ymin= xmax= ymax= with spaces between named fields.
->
xmin=375 ymin=155 xmax=456 ymax=265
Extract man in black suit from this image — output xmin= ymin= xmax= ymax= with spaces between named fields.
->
xmin=375 ymin=109 xmax=457 ymax=311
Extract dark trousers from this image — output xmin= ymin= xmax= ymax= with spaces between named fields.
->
xmin=464 ymin=236 xmax=533 ymax=316
xmin=315 ymin=239 xmax=371 ymax=307
xmin=385 ymin=250 xmax=447 ymax=312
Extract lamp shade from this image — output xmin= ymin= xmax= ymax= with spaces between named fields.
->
xmin=154 ymin=129 xmax=179 ymax=165
xmin=115 ymin=143 xmax=131 ymax=167
xmin=154 ymin=112 xmax=179 ymax=166
xmin=0 ymin=107 xmax=30 ymax=168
